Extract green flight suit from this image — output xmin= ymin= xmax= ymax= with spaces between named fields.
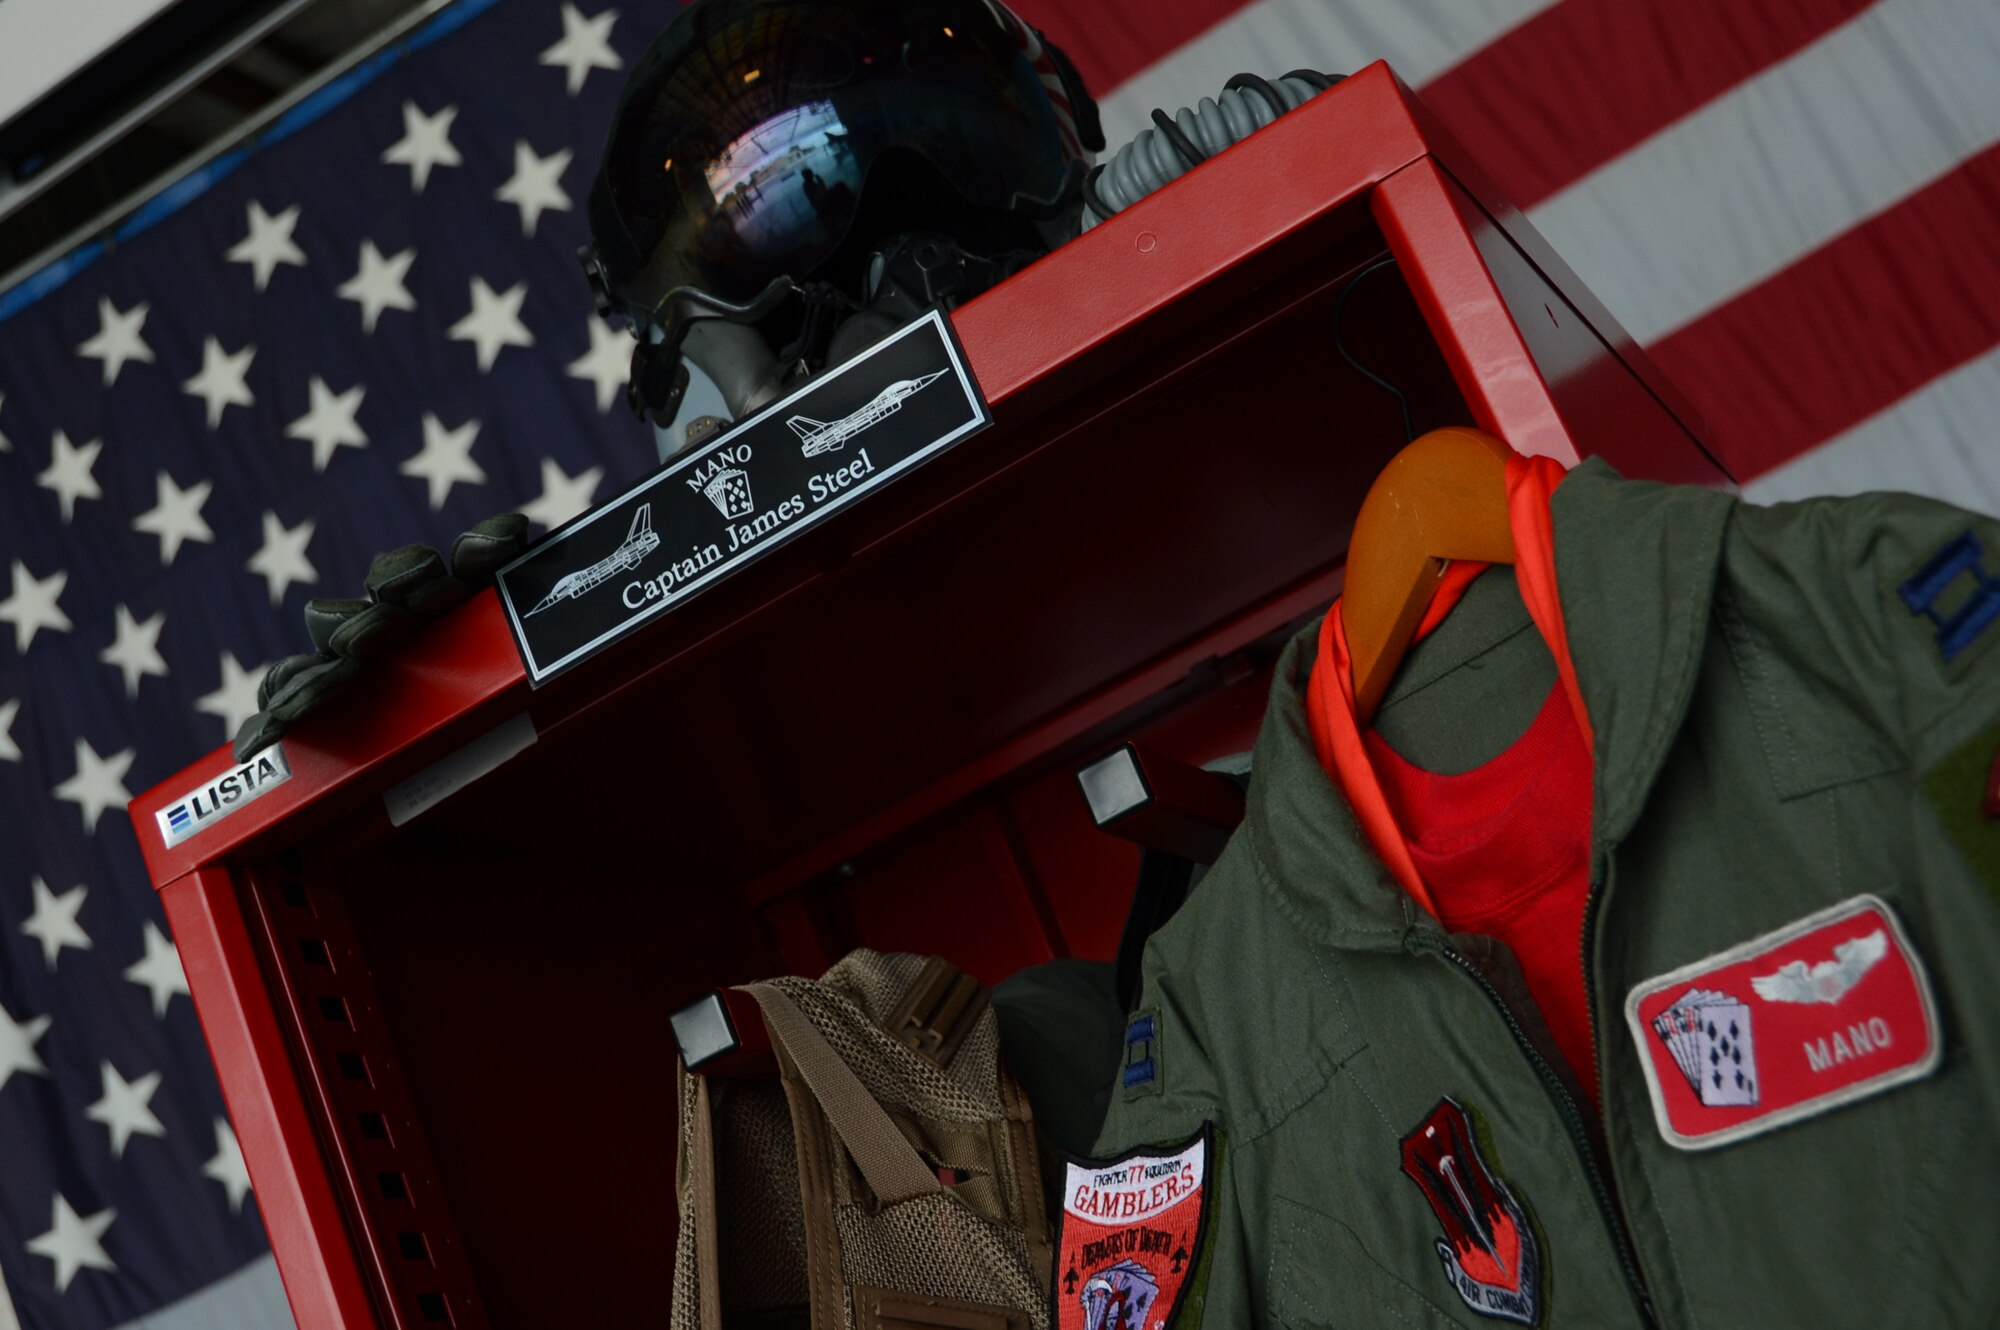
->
xmin=1090 ymin=459 xmax=2000 ymax=1328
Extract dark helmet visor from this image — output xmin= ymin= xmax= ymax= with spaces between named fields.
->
xmin=588 ymin=0 xmax=1085 ymax=320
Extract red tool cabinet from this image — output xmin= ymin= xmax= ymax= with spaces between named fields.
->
xmin=130 ymin=64 xmax=1731 ymax=1330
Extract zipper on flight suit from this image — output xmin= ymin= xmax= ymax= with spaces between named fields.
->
xmin=1408 ymin=928 xmax=1656 ymax=1327
xmin=1574 ymin=848 xmax=1655 ymax=1322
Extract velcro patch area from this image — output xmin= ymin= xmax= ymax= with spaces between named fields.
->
xmin=1054 ymin=1126 xmax=1211 ymax=1330
xmin=1624 ymin=895 xmax=1941 ymax=1150
xmin=1923 ymin=714 xmax=2000 ymax=908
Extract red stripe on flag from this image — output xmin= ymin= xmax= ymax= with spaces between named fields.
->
xmin=1648 ymin=142 xmax=2000 ymax=481
xmin=1007 ymin=0 xmax=1993 ymax=483
xmin=1006 ymin=0 xmax=1260 ymax=99
xmin=1012 ymin=0 xmax=1872 ymax=212
xmin=1419 ymin=0 xmax=1876 ymax=207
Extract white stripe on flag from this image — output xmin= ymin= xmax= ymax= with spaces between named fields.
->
xmin=1744 ymin=346 xmax=2000 ymax=516
xmin=111 ymin=1255 xmax=295 ymax=1330
xmin=1097 ymin=0 xmax=1559 ymax=149
xmin=1529 ymin=0 xmax=2000 ymax=344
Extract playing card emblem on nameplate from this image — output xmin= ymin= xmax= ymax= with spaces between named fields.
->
xmin=1053 ymin=1127 xmax=1210 ymax=1330
xmin=1399 ymin=1098 xmax=1541 ymax=1326
xmin=1624 ymin=894 xmax=1941 ymax=1150
xmin=495 ymin=308 xmax=989 ymax=683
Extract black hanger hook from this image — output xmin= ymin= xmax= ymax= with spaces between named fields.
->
xmin=1331 ymin=257 xmax=1415 ymax=444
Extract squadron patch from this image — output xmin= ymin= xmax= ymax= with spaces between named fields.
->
xmin=1624 ymin=894 xmax=1941 ymax=1150
xmin=1054 ymin=1126 xmax=1210 ymax=1330
xmin=1399 ymin=1099 xmax=1542 ymax=1325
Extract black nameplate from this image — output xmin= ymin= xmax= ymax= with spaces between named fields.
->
xmin=496 ymin=309 xmax=989 ymax=683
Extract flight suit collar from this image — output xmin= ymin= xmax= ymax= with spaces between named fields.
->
xmin=1242 ymin=457 xmax=1736 ymax=948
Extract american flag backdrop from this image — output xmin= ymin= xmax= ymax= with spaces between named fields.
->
xmin=0 ymin=2 xmax=666 ymax=1325
xmin=0 ymin=0 xmax=1995 ymax=1326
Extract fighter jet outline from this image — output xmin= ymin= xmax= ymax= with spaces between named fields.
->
xmin=789 ymin=368 xmax=950 ymax=456
xmin=524 ymin=504 xmax=660 ymax=617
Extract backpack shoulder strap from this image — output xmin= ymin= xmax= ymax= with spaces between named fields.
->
xmin=740 ymin=982 xmax=945 ymax=1206
xmin=678 ymin=1070 xmax=724 ymax=1330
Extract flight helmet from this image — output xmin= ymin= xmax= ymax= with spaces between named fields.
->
xmin=580 ymin=0 xmax=1102 ymax=425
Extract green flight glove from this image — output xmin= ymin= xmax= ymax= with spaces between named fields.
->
xmin=232 ymin=514 xmax=530 ymax=763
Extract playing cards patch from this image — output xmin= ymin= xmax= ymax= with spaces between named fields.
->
xmin=1054 ymin=1126 xmax=1210 ymax=1330
xmin=1399 ymin=1099 xmax=1541 ymax=1326
xmin=1625 ymin=894 xmax=1941 ymax=1150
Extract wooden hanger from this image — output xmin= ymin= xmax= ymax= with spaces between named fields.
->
xmin=1344 ymin=426 xmax=1516 ymax=724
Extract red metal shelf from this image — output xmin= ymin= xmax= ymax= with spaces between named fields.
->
xmin=130 ymin=64 xmax=1727 ymax=1330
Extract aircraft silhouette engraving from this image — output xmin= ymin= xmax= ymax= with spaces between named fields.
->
xmin=524 ymin=504 xmax=660 ymax=617
xmin=789 ymin=369 xmax=949 ymax=456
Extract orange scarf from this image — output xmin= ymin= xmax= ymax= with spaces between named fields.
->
xmin=1305 ymin=453 xmax=1592 ymax=919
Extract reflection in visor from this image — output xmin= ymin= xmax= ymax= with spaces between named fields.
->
xmin=666 ymin=99 xmax=865 ymax=311
xmin=593 ymin=0 xmax=1088 ymax=316
xmin=704 ymin=100 xmax=859 ymax=247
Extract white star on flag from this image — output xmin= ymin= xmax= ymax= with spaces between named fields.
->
xmin=337 ymin=240 xmax=417 ymax=333
xmin=402 ymin=413 xmax=487 ymax=509
xmin=227 ymin=200 xmax=308 ymax=290
xmin=204 ymin=1119 xmax=254 ymax=1214
xmin=382 ymin=101 xmax=462 ymax=193
xmin=53 ymin=737 xmax=136 ymax=834
xmin=541 ymin=4 xmax=622 ymax=94
xmin=86 ymin=1061 xmax=167 ymax=1159
xmin=21 ymin=877 xmax=91 ymax=970
xmin=247 ymin=511 xmax=318 ymax=605
xmin=182 ymin=335 xmax=257 ymax=428
xmin=449 ymin=277 xmax=534 ymax=372
xmin=496 ymin=140 xmax=574 ymax=237
xmin=196 ymin=652 xmax=266 ymax=737
xmin=287 ymin=376 xmax=370 ymax=471
xmin=100 ymin=605 xmax=170 ymax=698
xmin=0 ymin=999 xmax=51 ymax=1093
xmin=26 ymin=1195 xmax=116 ymax=1294
xmin=568 ymin=319 xmax=633 ymax=413
xmin=521 ymin=458 xmax=606 ymax=530
xmin=132 ymin=470 xmax=216 ymax=565
xmin=125 ymin=922 xmax=192 ymax=1018
xmin=76 ymin=296 xmax=155 ymax=386
xmin=0 ymin=697 xmax=19 ymax=761
xmin=37 ymin=429 xmax=103 ymax=522
xmin=0 ymin=560 xmax=72 ymax=653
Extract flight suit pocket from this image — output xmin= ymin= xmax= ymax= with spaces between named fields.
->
xmin=1267 ymin=1195 xmax=1464 ymax=1329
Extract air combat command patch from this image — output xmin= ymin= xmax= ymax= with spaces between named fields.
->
xmin=1400 ymin=1098 xmax=1543 ymax=1325
xmin=1054 ymin=1125 xmax=1211 ymax=1330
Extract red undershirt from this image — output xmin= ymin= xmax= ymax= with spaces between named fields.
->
xmin=1308 ymin=454 xmax=1601 ymax=1108
xmin=1364 ymin=681 xmax=1599 ymax=1107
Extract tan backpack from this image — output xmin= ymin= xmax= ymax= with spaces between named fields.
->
xmin=672 ymin=950 xmax=1053 ymax=1330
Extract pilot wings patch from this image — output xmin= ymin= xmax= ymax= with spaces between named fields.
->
xmin=1751 ymin=929 xmax=1887 ymax=1005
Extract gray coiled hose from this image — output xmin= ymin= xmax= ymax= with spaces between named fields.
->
xmin=1080 ymin=70 xmax=1342 ymax=231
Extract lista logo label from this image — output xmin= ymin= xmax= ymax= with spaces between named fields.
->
xmin=156 ymin=746 xmax=292 ymax=848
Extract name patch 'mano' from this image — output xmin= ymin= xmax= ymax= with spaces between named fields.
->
xmin=1625 ymin=894 xmax=1941 ymax=1150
